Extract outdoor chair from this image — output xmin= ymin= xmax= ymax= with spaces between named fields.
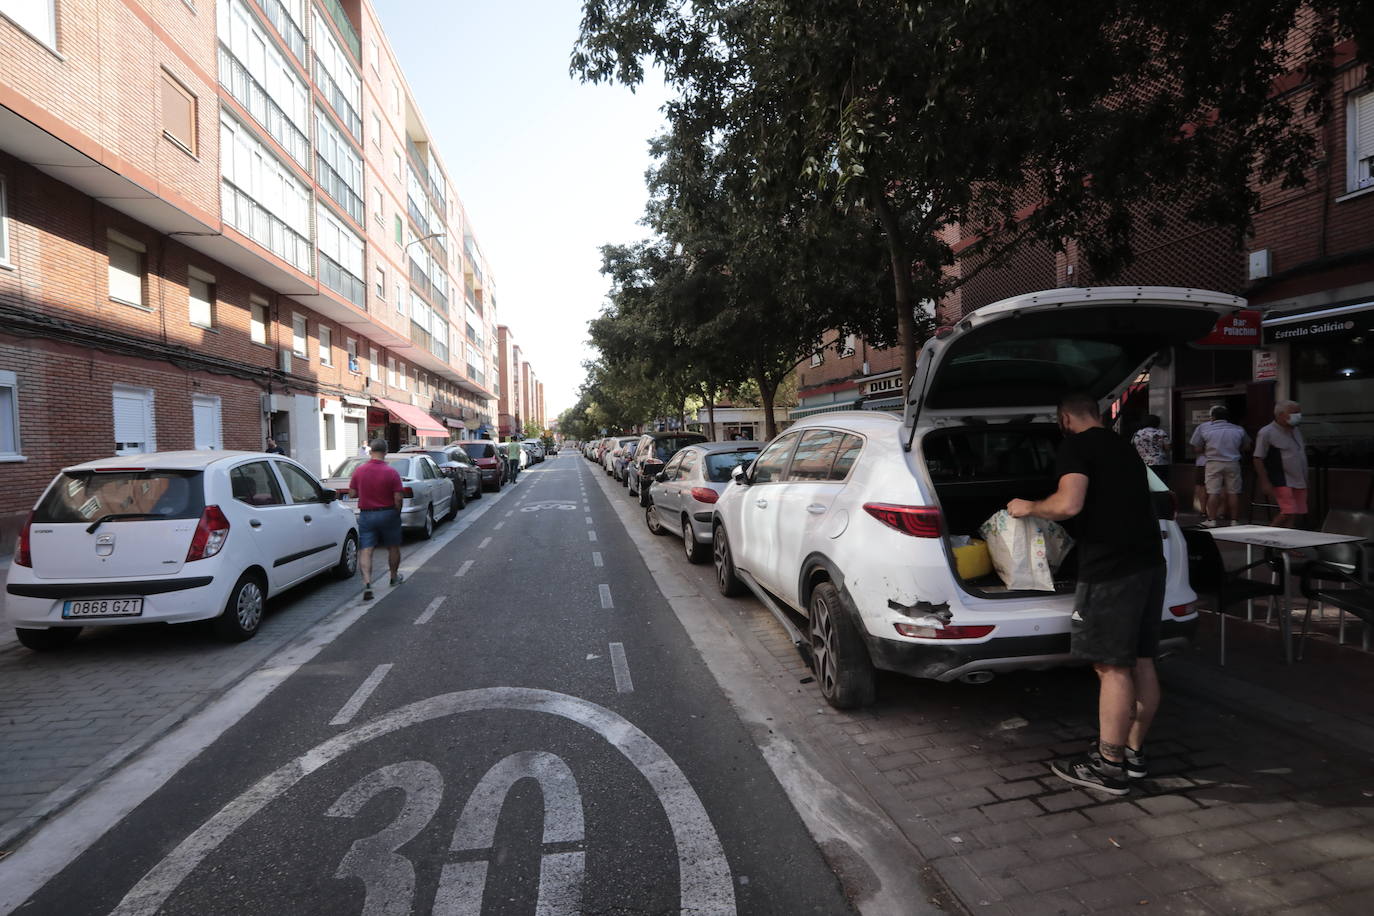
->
xmin=1182 ymin=527 xmax=1287 ymax=664
xmin=1291 ymin=509 xmax=1374 ymax=655
xmin=1299 ymin=565 xmax=1374 ymax=657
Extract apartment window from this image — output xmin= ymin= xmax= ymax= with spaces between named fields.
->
xmin=371 ymin=112 xmax=382 ymax=148
xmin=192 ymin=394 xmax=222 ymax=450
xmin=840 ymin=334 xmax=855 ymax=358
xmin=323 ymin=413 xmax=336 ymax=451
xmin=1349 ymin=90 xmax=1374 ymax=193
xmin=346 ymin=337 xmax=358 ymax=373
xmin=318 ymin=325 xmax=333 ymax=366
xmin=386 ymin=356 xmax=396 ymax=387
xmin=220 ymin=114 xmax=312 ymax=272
xmin=369 ymin=39 xmax=379 ymax=73
xmin=315 ymin=108 xmax=363 ymax=222
xmin=292 ymin=313 xmax=307 ymax=357
xmin=1 ymin=0 xmax=56 ymax=48
xmin=161 ymin=70 xmax=197 ymax=155
xmin=0 ymin=174 xmax=10 ymax=265
xmin=373 ymin=188 xmax=384 ymax=228
xmin=113 ymin=385 xmax=156 ymax=456
xmin=188 ymin=268 xmax=215 ymax=329
xmin=394 ymin=214 xmax=403 ymax=247
xmin=0 ymin=370 xmax=21 ymax=459
xmin=369 ymin=347 xmax=380 ymax=382
xmin=250 ymin=299 xmax=269 ymax=345
xmin=395 ymin=281 xmax=403 ymax=314
xmin=317 ymin=203 xmax=365 ymax=304
xmin=398 ymin=363 xmax=407 ymax=391
xmin=392 ymin=81 xmax=401 ymax=114
xmin=220 ymin=0 xmax=310 ymax=164
xmin=107 ymin=230 xmax=146 ymax=308
xmin=376 ymin=265 xmax=386 ymax=298
xmin=810 ymin=351 xmax=823 ymax=367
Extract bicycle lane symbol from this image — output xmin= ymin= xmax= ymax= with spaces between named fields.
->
xmin=519 ymin=501 xmax=577 ymax=512
xmin=109 ymin=688 xmax=736 ymax=916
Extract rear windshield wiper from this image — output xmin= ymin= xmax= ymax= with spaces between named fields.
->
xmin=85 ymin=513 xmax=167 ymax=534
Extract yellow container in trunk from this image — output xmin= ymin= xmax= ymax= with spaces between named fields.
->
xmin=953 ymin=538 xmax=993 ymax=580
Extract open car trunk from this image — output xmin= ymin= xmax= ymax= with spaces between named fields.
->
xmin=921 ymin=424 xmax=1079 ymax=598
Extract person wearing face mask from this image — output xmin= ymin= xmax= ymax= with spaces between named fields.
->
xmin=1254 ymin=400 xmax=1309 ymax=528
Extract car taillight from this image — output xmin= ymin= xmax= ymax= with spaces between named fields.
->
xmin=401 ymin=487 xmax=414 ymax=499
xmin=1168 ymin=603 xmax=1194 ymax=618
xmin=689 ymin=487 xmax=719 ymax=504
xmin=15 ymin=510 xmax=34 ymax=567
xmin=893 ymin=622 xmax=996 ymax=639
xmin=863 ymin=503 xmax=942 ymax=538
xmin=186 ymin=505 xmax=230 ymax=561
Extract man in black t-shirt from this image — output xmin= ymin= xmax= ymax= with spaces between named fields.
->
xmin=1008 ymin=391 xmax=1165 ymax=796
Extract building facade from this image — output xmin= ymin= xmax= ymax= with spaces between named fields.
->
xmin=0 ymin=0 xmax=501 ymax=551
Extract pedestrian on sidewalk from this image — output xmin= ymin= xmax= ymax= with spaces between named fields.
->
xmin=1189 ymin=406 xmax=1251 ymax=528
xmin=1254 ymin=400 xmax=1308 ymax=528
xmin=1131 ymin=415 xmax=1171 ymax=473
xmin=1008 ymin=391 xmax=1165 ymax=796
xmin=264 ymin=437 xmax=285 ymax=455
xmin=348 ymin=439 xmax=404 ymax=601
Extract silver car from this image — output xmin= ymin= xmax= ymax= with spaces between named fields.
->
xmin=323 ymin=454 xmax=455 ymax=539
xmin=646 ymin=442 xmax=762 ymax=563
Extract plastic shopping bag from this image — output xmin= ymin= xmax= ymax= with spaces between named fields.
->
xmin=978 ymin=510 xmax=1074 ymax=591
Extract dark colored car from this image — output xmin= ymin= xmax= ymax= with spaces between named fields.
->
xmin=455 ymin=440 xmax=507 ymax=491
xmin=398 ymin=446 xmax=482 ymax=507
xmin=627 ymin=432 xmax=709 ymax=506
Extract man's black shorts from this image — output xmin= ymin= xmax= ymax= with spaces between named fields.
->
xmin=1070 ymin=565 xmax=1167 ymax=667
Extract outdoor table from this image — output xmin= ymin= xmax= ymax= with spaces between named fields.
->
xmin=1205 ymin=525 xmax=1367 ymax=664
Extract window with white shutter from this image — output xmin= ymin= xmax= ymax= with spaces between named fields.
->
xmin=1350 ymin=90 xmax=1374 ymax=192
xmin=369 ymin=347 xmax=380 ymax=382
xmin=0 ymin=174 xmax=11 ymax=265
xmin=343 ymin=417 xmax=362 ymax=455
xmin=292 ymin=313 xmax=307 ymax=357
xmin=113 ymin=385 xmax=155 ymax=456
xmin=250 ymin=299 xmax=269 ymax=345
xmin=107 ymin=231 xmax=145 ymax=307
xmin=188 ymin=268 xmax=215 ymax=328
xmin=192 ymin=394 xmax=222 ymax=450
xmin=0 ymin=369 xmax=21 ymax=458
xmin=319 ymin=325 xmax=333 ymax=366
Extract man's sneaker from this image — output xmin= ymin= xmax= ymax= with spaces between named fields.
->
xmin=362 ymin=582 xmax=374 ymax=601
xmin=389 ymin=573 xmax=404 ymax=587
xmin=1124 ymin=746 xmax=1148 ymax=780
xmin=1051 ymin=751 xmax=1130 ymax=796
xmin=1199 ymin=519 xmax=1220 ymax=529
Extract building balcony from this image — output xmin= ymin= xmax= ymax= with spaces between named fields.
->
xmin=319 ymin=0 xmax=360 ymax=60
xmin=261 ymin=0 xmax=305 ymax=64
xmin=218 ymin=46 xmax=309 ymax=167
xmin=221 ymin=178 xmax=312 ymax=275
xmin=319 ymin=251 xmax=365 ymax=307
xmin=406 ymin=196 xmax=431 ymax=238
xmin=313 ymin=55 xmax=362 ymax=140
xmin=316 ymin=155 xmax=363 ymax=224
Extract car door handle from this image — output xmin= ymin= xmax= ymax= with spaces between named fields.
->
xmin=807 ymin=504 xmax=827 ymax=515
xmin=755 ymin=498 xmax=768 ymax=508
xmin=303 ymin=515 xmax=312 ymax=523
xmin=249 ymin=519 xmax=262 ymax=528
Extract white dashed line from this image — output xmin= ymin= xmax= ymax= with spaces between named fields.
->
xmin=585 ymin=516 xmax=593 ymax=524
xmin=592 ymin=552 xmax=603 ymax=567
xmin=599 ymin=584 xmax=613 ymax=608
xmin=479 ymin=537 xmax=492 ymax=549
xmin=495 ymin=521 xmax=505 ymax=530
xmin=609 ymin=643 xmax=634 ymax=693
xmin=328 ymin=663 xmax=394 ymax=726
xmin=588 ymin=530 xmax=597 ymax=542
xmin=504 ymin=511 xmax=513 ymax=518
xmin=414 ymin=596 xmax=446 ymax=625
xmin=454 ymin=560 xmax=474 ymax=578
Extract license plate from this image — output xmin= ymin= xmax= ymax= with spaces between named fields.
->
xmin=63 ymin=598 xmax=144 ymax=618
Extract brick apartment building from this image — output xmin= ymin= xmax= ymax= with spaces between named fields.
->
xmin=495 ymin=324 xmax=546 ymax=439
xmin=794 ymin=48 xmax=1372 ymax=512
xmin=0 ymin=0 xmax=505 ymax=551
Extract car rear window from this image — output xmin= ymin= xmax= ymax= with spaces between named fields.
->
xmin=36 ymin=470 xmax=206 ymax=523
xmin=705 ymin=449 xmax=761 ymax=482
xmin=922 ymin=426 xmax=1059 ymax=483
xmin=461 ymin=443 xmax=494 ymax=459
xmin=654 ymin=436 xmax=702 ymax=459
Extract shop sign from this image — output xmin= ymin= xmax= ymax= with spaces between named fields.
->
xmin=863 ymin=374 xmax=903 ymax=396
xmin=1263 ymin=309 xmax=1370 ymax=345
xmin=1195 ymin=310 xmax=1262 ymax=347
xmin=1253 ymin=350 xmax=1278 ymax=381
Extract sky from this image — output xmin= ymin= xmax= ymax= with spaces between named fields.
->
xmin=376 ymin=0 xmax=672 ymax=421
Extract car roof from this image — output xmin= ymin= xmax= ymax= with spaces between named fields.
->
xmin=694 ymin=440 xmax=764 ymax=453
xmin=61 ymin=450 xmax=286 ymax=473
xmin=640 ymin=431 xmax=707 ymax=440
xmin=787 ymin=412 xmax=903 ymax=435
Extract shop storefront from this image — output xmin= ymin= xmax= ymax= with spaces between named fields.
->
xmin=857 ymin=370 xmax=905 ymax=413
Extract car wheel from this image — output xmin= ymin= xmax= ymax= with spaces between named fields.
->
xmin=472 ymin=477 xmax=484 ymax=498
xmin=682 ymin=517 xmax=709 ymax=564
xmin=333 ymin=532 xmax=359 ymax=580
xmin=637 ymin=479 xmax=651 ymax=508
xmin=646 ymin=502 xmax=668 ymax=536
xmin=712 ymin=524 xmax=746 ymax=597
xmin=214 ymin=572 xmax=265 ymax=642
xmin=454 ymin=483 xmax=468 ymax=512
xmin=809 ymin=581 xmax=877 ymax=709
xmin=420 ymin=507 xmax=435 ymax=540
xmin=621 ymin=473 xmax=628 ymax=488
xmin=15 ymin=626 xmax=81 ymax=651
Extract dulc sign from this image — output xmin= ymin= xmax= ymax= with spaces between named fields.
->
xmin=1194 ymin=309 xmax=1262 ymax=347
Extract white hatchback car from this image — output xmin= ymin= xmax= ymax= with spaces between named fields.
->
xmin=7 ymin=451 xmax=359 ymax=650
xmin=711 ymin=286 xmax=1240 ymax=708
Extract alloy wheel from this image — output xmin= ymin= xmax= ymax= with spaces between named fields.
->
xmin=236 ymin=580 xmax=264 ymax=633
xmin=810 ymin=593 xmax=838 ymax=699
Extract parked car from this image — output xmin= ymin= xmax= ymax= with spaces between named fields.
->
xmin=613 ymin=442 xmax=639 ymax=484
xmin=398 ymin=446 xmax=481 ymax=508
xmin=628 ymin=431 xmax=709 ymax=506
xmin=521 ymin=438 xmax=546 ymax=463
xmin=324 ymin=452 xmax=455 ymax=539
xmin=6 ymin=451 xmax=359 ymax=649
xmin=454 ymin=440 xmax=507 ymax=491
xmin=604 ymin=437 xmax=639 ymax=476
xmin=647 ymin=441 xmax=762 ymax=562
xmin=709 ymin=286 xmax=1235 ymax=708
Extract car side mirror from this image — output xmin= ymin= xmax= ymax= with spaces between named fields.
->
xmin=320 ymin=488 xmax=337 ymax=502
xmin=655 ymin=472 xmax=668 ymax=483
xmin=731 ymin=465 xmax=749 ymax=485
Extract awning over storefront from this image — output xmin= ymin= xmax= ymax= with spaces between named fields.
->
xmin=861 ymin=396 xmax=904 ymax=412
xmin=375 ymin=398 xmax=447 ymax=437
xmin=789 ymin=399 xmax=862 ymax=420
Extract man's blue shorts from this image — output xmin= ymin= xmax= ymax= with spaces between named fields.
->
xmin=358 ymin=508 xmax=402 ymax=548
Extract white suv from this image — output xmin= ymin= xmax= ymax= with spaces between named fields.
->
xmin=7 ymin=451 xmax=359 ymax=650
xmin=710 ymin=286 xmax=1238 ymax=708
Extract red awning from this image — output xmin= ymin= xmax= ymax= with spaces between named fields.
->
xmin=375 ymin=398 xmax=447 ymax=437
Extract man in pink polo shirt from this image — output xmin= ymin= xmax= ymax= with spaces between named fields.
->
xmin=349 ymin=439 xmax=404 ymax=601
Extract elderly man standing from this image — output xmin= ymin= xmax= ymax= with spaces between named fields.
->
xmin=348 ymin=439 xmax=405 ymax=601
xmin=1190 ymin=406 xmax=1251 ymax=528
xmin=1254 ymin=400 xmax=1309 ymax=528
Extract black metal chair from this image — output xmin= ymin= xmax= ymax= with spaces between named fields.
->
xmin=1182 ymin=528 xmax=1287 ymax=664
xmin=1293 ymin=509 xmax=1374 ymax=656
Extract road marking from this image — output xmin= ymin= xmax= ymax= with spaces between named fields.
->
xmin=106 ymin=689 xmax=735 ymax=916
xmin=328 ymin=664 xmax=394 ymax=726
xmin=505 ymin=511 xmax=514 ymax=518
xmin=587 ymin=530 xmax=597 ymax=542
xmin=585 ymin=516 xmax=593 ymax=524
xmin=479 ymin=537 xmax=492 ymax=549
xmin=454 ymin=560 xmax=474 ymax=578
xmin=414 ymin=596 xmax=446 ymax=625
xmin=609 ymin=643 xmax=634 ymax=693
xmin=592 ymin=552 xmax=603 ymax=567
xmin=495 ymin=521 xmax=505 ymax=530
xmin=599 ymin=584 xmax=613 ymax=608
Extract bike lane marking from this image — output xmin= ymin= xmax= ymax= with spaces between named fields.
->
xmin=414 ymin=596 xmax=446 ymax=626
xmin=599 ymin=585 xmax=614 ymax=608
xmin=328 ymin=664 xmax=393 ymax=726
xmin=609 ymin=644 xmax=634 ymax=694
xmin=453 ymin=560 xmax=474 ymax=578
xmin=592 ymin=552 xmax=603 ymax=567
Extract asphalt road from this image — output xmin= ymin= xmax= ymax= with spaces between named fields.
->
xmin=14 ymin=454 xmax=854 ymax=916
